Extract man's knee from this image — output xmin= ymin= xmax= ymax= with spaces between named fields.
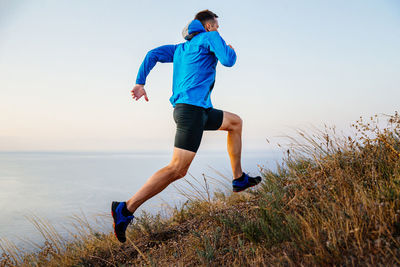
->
xmin=174 ymin=165 xmax=188 ymax=179
xmin=235 ymin=115 xmax=243 ymax=129
xmin=167 ymin=163 xmax=189 ymax=180
xmin=166 ymin=147 xmax=195 ymax=180
xmin=228 ymin=113 xmax=243 ymax=131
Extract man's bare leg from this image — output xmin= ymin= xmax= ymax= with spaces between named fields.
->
xmin=126 ymin=147 xmax=196 ymax=214
xmin=218 ymin=111 xmax=243 ymax=179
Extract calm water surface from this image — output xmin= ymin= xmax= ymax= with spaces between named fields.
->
xmin=0 ymin=150 xmax=281 ymax=249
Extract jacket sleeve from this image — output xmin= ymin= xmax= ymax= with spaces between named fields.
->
xmin=207 ymin=31 xmax=237 ymax=67
xmin=135 ymin=44 xmax=178 ymax=85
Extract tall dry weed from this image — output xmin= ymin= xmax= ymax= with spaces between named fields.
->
xmin=272 ymin=112 xmax=400 ymax=265
xmin=1 ymin=112 xmax=399 ymax=266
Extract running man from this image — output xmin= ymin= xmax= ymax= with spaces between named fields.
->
xmin=111 ymin=10 xmax=261 ymax=243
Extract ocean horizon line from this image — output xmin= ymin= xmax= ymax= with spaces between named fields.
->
xmin=0 ymin=148 xmax=280 ymax=154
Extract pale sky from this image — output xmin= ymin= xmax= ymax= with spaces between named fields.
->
xmin=1 ymin=0 xmax=399 ymax=151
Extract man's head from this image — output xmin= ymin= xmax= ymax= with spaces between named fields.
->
xmin=194 ymin=9 xmax=219 ymax=32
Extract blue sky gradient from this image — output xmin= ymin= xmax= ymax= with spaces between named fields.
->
xmin=1 ymin=0 xmax=399 ymax=151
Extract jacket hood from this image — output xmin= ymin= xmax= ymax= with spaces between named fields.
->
xmin=182 ymin=19 xmax=206 ymax=40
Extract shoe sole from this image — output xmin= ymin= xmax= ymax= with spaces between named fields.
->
xmin=111 ymin=202 xmax=121 ymax=242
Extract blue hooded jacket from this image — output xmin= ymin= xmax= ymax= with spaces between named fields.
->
xmin=135 ymin=19 xmax=237 ymax=109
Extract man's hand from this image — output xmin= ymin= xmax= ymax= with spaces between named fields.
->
xmin=131 ymin=84 xmax=149 ymax=102
xmin=228 ymin=44 xmax=235 ymax=50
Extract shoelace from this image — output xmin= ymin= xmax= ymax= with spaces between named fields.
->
xmin=116 ymin=203 xmax=134 ymax=224
xmin=117 ymin=214 xmax=134 ymax=225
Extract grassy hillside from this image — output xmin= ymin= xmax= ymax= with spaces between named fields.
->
xmin=1 ymin=112 xmax=399 ymax=266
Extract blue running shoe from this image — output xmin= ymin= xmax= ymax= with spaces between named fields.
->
xmin=232 ymin=173 xmax=262 ymax=192
xmin=111 ymin=201 xmax=134 ymax=243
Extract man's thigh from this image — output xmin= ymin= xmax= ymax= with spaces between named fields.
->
xmin=170 ymin=147 xmax=196 ymax=171
xmin=173 ymin=104 xmax=207 ymax=153
xmin=217 ymin=110 xmax=241 ymax=131
xmin=204 ymin=107 xmax=224 ymax=131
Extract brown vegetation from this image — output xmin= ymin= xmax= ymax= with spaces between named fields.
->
xmin=1 ymin=112 xmax=399 ymax=266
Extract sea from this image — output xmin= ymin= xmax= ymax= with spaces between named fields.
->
xmin=0 ymin=149 xmax=281 ymax=250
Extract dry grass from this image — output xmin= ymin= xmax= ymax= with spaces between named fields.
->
xmin=1 ymin=112 xmax=400 ymax=266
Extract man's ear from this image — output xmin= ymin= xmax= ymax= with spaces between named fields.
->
xmin=205 ymin=22 xmax=210 ymax=32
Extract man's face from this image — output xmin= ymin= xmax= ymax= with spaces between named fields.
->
xmin=205 ymin=18 xmax=219 ymax=32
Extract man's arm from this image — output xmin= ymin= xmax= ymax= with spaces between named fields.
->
xmin=207 ymin=31 xmax=236 ymax=67
xmin=135 ymin=44 xmax=178 ymax=85
xmin=132 ymin=44 xmax=177 ymax=102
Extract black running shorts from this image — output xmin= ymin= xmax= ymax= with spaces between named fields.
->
xmin=173 ymin=103 xmax=224 ymax=153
